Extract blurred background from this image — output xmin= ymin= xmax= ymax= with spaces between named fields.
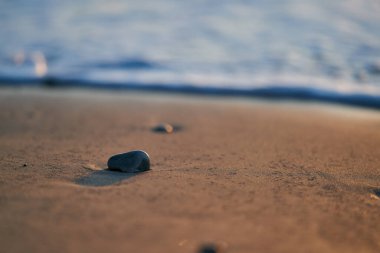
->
xmin=1 ymin=0 xmax=380 ymax=106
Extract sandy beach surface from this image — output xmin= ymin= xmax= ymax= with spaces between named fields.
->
xmin=0 ymin=87 xmax=380 ymax=253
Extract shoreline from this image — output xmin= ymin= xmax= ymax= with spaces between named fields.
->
xmin=0 ymin=87 xmax=380 ymax=253
xmin=1 ymin=80 xmax=380 ymax=110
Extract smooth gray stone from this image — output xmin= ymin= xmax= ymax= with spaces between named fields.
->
xmin=198 ymin=244 xmax=219 ymax=253
xmin=107 ymin=150 xmax=150 ymax=173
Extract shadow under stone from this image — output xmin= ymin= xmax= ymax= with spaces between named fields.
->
xmin=75 ymin=169 xmax=141 ymax=187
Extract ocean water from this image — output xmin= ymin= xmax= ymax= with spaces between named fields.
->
xmin=1 ymin=0 xmax=380 ymax=107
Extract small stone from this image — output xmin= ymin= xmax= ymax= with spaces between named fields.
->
xmin=152 ymin=123 xmax=174 ymax=134
xmin=23 ymin=163 xmax=28 ymax=167
xmin=373 ymin=188 xmax=380 ymax=198
xmin=198 ymin=244 xmax=219 ymax=253
xmin=107 ymin=150 xmax=150 ymax=173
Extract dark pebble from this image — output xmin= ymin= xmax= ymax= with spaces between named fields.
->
xmin=23 ymin=163 xmax=28 ymax=167
xmin=198 ymin=244 xmax=219 ymax=253
xmin=152 ymin=123 xmax=174 ymax=134
xmin=107 ymin=150 xmax=150 ymax=173
xmin=373 ymin=188 xmax=380 ymax=197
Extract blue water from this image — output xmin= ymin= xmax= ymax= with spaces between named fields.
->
xmin=1 ymin=0 xmax=380 ymax=108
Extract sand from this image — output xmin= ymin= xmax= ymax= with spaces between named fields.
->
xmin=0 ymin=87 xmax=380 ymax=253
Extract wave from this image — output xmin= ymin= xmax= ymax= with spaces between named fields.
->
xmin=90 ymin=59 xmax=159 ymax=70
xmin=1 ymin=74 xmax=379 ymax=110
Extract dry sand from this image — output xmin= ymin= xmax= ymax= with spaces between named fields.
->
xmin=0 ymin=88 xmax=380 ymax=253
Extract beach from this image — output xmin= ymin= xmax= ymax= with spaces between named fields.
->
xmin=0 ymin=87 xmax=380 ymax=253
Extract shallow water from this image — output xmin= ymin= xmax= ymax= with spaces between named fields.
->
xmin=1 ymin=0 xmax=380 ymax=107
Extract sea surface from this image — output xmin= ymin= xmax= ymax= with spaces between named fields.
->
xmin=1 ymin=0 xmax=380 ymax=107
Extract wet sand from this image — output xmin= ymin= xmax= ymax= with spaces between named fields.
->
xmin=0 ymin=87 xmax=380 ymax=253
